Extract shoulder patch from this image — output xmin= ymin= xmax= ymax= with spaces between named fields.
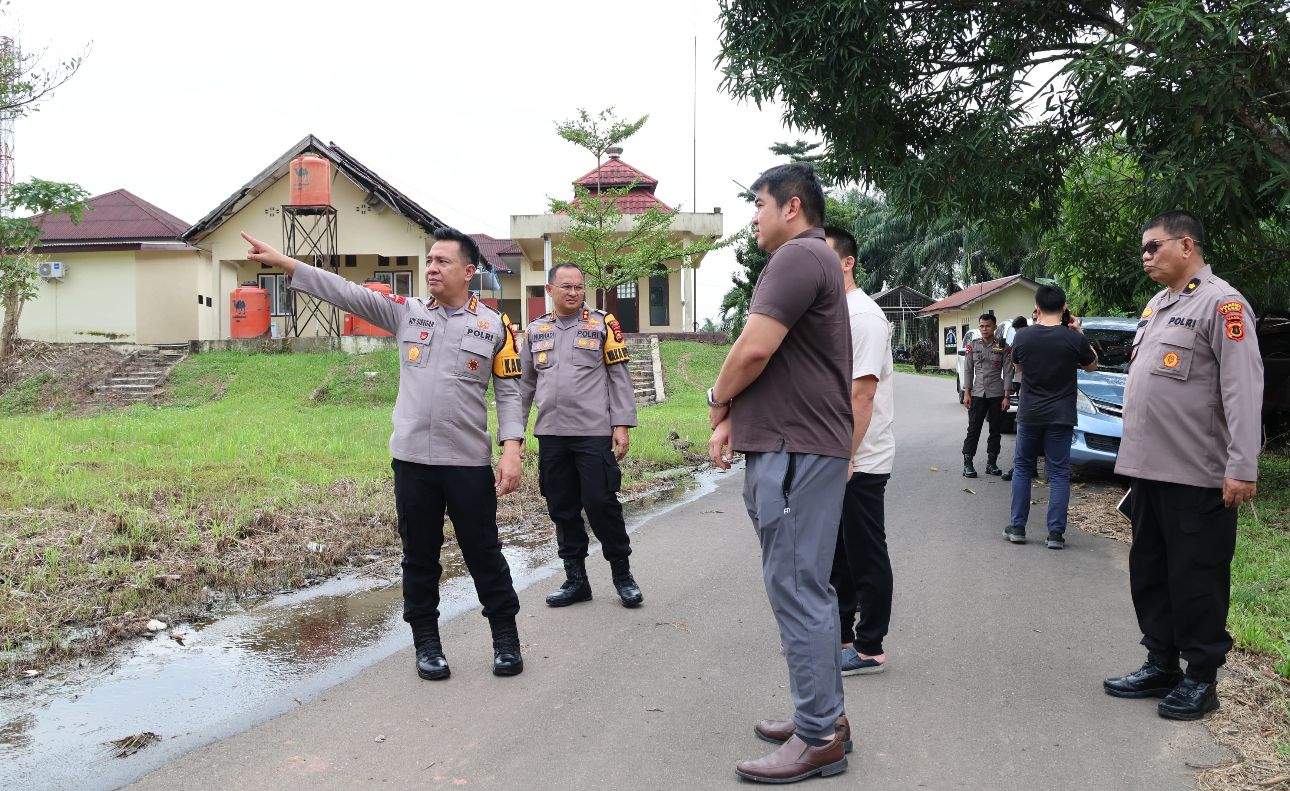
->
xmin=1183 ymin=277 xmax=1201 ymax=294
xmin=1217 ymin=301 xmax=1244 ymax=315
xmin=385 ymin=293 xmax=407 ymax=305
xmin=1224 ymin=313 xmax=1246 ymax=342
xmin=1141 ymin=306 xmax=1153 ymax=319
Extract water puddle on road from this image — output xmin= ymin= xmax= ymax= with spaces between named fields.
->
xmin=0 ymin=466 xmax=728 ymax=791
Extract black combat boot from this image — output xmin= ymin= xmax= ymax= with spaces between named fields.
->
xmin=411 ymin=622 xmax=450 ymax=681
xmin=985 ymin=454 xmax=1002 ymax=476
xmin=545 ymin=558 xmax=592 ymax=607
xmin=490 ymin=618 xmax=524 ymax=676
xmin=609 ymin=558 xmax=644 ymax=608
xmin=1158 ymin=675 xmax=1219 ymax=720
xmin=962 ymin=454 xmax=978 ymax=478
xmin=1103 ymin=653 xmax=1182 ymax=699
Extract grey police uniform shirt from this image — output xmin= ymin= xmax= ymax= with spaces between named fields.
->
xmin=288 ymin=264 xmax=524 ymax=467
xmin=962 ymin=335 xmax=1014 ymax=398
xmin=1115 ymin=264 xmax=1264 ymax=489
xmin=518 ymin=306 xmax=637 ymax=436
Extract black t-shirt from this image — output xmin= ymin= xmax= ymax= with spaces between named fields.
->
xmin=1011 ymin=325 xmax=1096 ymax=426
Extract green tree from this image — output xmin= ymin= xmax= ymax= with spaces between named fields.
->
xmin=1 ymin=178 xmax=91 ymax=359
xmin=717 ymin=0 xmax=1290 ymax=306
xmin=549 ymin=107 xmax=727 ymax=304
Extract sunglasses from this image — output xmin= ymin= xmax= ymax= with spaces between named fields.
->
xmin=1141 ymin=236 xmax=1187 ymax=256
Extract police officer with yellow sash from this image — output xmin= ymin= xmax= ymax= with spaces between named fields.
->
xmin=241 ymin=228 xmax=527 ymax=681
xmin=519 ymin=262 xmax=642 ymax=608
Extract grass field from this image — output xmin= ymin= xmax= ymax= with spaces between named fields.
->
xmin=1229 ymin=453 xmax=1290 ymax=679
xmin=0 ymin=341 xmax=730 ymax=670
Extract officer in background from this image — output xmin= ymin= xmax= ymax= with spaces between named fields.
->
xmin=1104 ymin=210 xmax=1263 ymax=720
xmin=240 ymin=228 xmax=527 ymax=681
xmin=961 ymin=313 xmax=1013 ymax=477
xmin=519 ymin=262 xmax=642 ymax=608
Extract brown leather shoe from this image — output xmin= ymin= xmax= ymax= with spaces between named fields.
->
xmin=735 ymin=734 xmax=847 ymax=783
xmin=754 ymin=715 xmax=852 ymax=753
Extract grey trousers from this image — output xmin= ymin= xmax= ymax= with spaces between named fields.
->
xmin=743 ymin=449 xmax=847 ymax=741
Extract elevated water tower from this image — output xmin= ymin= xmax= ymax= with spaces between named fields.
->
xmin=283 ymin=153 xmax=341 ymax=337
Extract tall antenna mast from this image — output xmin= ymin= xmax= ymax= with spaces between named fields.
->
xmin=0 ymin=36 xmax=15 ymax=214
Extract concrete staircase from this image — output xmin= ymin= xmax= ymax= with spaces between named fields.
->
xmin=626 ymin=337 xmax=659 ymax=405
xmin=94 ymin=343 xmax=189 ymax=401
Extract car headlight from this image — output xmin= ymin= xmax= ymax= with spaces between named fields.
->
xmin=1075 ymin=388 xmax=1097 ymax=415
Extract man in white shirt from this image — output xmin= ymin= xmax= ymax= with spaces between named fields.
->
xmin=824 ymin=227 xmax=896 ymax=675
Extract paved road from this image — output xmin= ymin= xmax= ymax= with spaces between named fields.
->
xmin=129 ymin=372 xmax=1225 ymax=790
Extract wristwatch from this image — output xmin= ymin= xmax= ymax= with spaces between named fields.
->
xmin=707 ymin=387 xmax=732 ymax=408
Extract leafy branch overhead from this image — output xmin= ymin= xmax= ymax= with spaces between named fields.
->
xmin=550 ymin=107 xmax=731 ymax=293
xmin=717 ymin=0 xmax=1290 ymax=308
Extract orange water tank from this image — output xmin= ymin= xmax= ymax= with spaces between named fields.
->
xmin=230 ymin=282 xmax=271 ymax=338
xmin=289 ymin=155 xmax=331 ymax=207
xmin=344 ymin=280 xmax=395 ymax=337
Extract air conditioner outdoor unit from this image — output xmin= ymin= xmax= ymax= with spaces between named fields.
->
xmin=36 ymin=261 xmax=65 ymax=279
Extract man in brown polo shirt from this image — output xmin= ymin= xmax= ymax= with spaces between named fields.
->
xmin=709 ymin=163 xmax=854 ymax=783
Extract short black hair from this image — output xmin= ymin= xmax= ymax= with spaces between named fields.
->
xmin=1140 ymin=210 xmax=1205 ymax=248
xmin=1035 ymin=284 xmax=1067 ymax=314
xmin=548 ymin=262 xmax=584 ymax=284
xmin=979 ymin=313 xmax=997 ymax=324
xmin=823 ymin=226 xmax=857 ymax=261
xmin=750 ymin=163 xmax=825 ymax=226
xmin=432 ymin=226 xmax=481 ymax=268
xmin=1011 ymin=315 xmax=1028 ymax=330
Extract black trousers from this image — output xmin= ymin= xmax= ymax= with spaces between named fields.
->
xmin=1128 ymin=478 xmax=1237 ymax=678
xmin=830 ymin=472 xmax=893 ymax=656
xmin=391 ymin=459 xmax=520 ymax=626
xmin=962 ymin=395 xmax=1004 ymax=457
xmin=538 ymin=435 xmax=631 ymax=562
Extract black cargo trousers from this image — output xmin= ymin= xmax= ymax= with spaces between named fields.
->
xmin=537 ymin=435 xmax=631 ymax=562
xmin=391 ymin=459 xmax=520 ymax=627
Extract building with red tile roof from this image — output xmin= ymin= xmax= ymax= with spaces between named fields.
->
xmin=571 ymin=147 xmax=672 ymax=214
xmin=508 ymin=147 xmax=723 ymax=332
xmin=920 ymin=274 xmax=1040 ymax=368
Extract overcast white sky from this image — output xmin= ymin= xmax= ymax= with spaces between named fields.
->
xmin=6 ymin=0 xmax=811 ymax=324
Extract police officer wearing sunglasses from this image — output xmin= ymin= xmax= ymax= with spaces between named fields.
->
xmin=1104 ymin=211 xmax=1263 ymax=720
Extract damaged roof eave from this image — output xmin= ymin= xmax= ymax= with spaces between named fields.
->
xmin=181 ymin=134 xmax=451 ymax=245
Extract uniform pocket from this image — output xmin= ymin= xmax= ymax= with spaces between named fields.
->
xmin=572 ymin=346 xmax=602 ymax=368
xmin=603 ymin=448 xmax=622 ymax=493
xmin=454 ymin=336 xmax=494 ymax=381
xmin=1149 ymin=328 xmax=1197 ymax=381
xmin=401 ymin=341 xmax=430 ymax=368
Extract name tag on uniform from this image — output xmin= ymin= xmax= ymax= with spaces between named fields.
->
xmin=530 ymin=330 xmax=555 ymax=352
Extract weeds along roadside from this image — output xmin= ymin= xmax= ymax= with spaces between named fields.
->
xmin=0 ymin=341 xmax=730 ymax=673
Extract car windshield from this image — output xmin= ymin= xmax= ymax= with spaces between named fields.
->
xmin=1085 ymin=328 xmax=1136 ymax=373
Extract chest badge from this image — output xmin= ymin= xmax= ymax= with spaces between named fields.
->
xmin=1162 ymin=351 xmax=1180 ymax=369
xmin=407 ymin=346 xmax=421 ymax=362
xmin=419 ymin=331 xmax=429 ymax=341
xmin=1141 ymin=307 xmax=1153 ymax=319
xmin=477 ymin=319 xmax=491 ymax=330
xmin=537 ymin=351 xmax=548 ymax=364
xmin=467 ymin=359 xmax=480 ymax=372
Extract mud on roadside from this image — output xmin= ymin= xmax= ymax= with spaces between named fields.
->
xmin=0 ymin=466 xmax=696 ymax=683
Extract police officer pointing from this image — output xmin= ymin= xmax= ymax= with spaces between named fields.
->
xmin=241 ymin=228 xmax=528 ymax=681
xmin=519 ymin=263 xmax=643 ymax=608
xmin=961 ymin=313 xmax=1013 ymax=477
xmin=1104 ymin=211 xmax=1263 ymax=720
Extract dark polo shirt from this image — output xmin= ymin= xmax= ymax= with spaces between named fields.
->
xmin=731 ymin=227 xmax=853 ymax=459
